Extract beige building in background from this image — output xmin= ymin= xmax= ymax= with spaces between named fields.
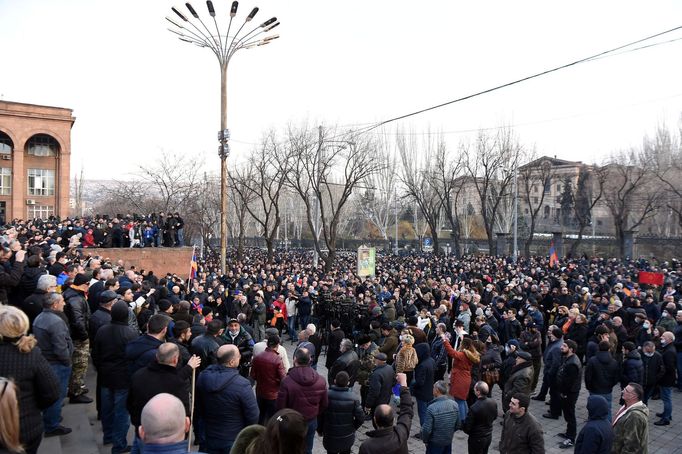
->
xmin=0 ymin=101 xmax=74 ymax=222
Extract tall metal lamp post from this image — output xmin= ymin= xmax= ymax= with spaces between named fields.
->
xmin=166 ymin=1 xmax=279 ymax=273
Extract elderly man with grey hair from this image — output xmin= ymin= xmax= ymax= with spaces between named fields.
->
xmin=421 ymin=380 xmax=460 ymax=452
xmin=139 ymin=393 xmax=190 ymax=453
xmin=463 ymin=381 xmax=498 ymax=454
xmin=33 ymin=291 xmax=74 ymax=436
xmin=328 ymin=338 xmax=361 ymax=386
xmin=21 ymin=272 xmax=57 ymax=326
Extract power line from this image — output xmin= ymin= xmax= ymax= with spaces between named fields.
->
xmin=352 ymin=25 xmax=682 ymax=136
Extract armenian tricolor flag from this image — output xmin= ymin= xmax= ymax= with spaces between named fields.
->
xmin=189 ymin=246 xmax=198 ymax=281
xmin=549 ymin=241 xmax=559 ymax=268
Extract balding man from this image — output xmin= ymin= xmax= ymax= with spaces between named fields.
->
xmin=654 ymin=331 xmax=677 ymax=425
xmin=138 ymin=393 xmax=189 ymax=453
xmin=359 ymin=373 xmax=413 ymax=454
xmin=196 ymin=344 xmax=258 ymax=453
xmin=463 ymin=381 xmax=498 ymax=454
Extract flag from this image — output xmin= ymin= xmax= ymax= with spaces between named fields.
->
xmin=189 ymin=246 xmax=198 ymax=281
xmin=638 ymin=271 xmax=664 ymax=286
xmin=549 ymin=241 xmax=558 ymax=268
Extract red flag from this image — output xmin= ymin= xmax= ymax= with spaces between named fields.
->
xmin=549 ymin=241 xmax=558 ymax=268
xmin=638 ymin=271 xmax=664 ymax=286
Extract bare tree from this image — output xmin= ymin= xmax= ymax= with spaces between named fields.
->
xmin=434 ymin=142 xmax=465 ymax=256
xmin=227 ymin=171 xmax=256 ymax=261
xmin=463 ymin=128 xmax=522 ymax=255
xmin=283 ymin=125 xmax=382 ymax=272
xmin=398 ymin=131 xmax=444 ymax=255
xmin=603 ymin=149 xmax=664 ymax=258
xmin=648 ymin=124 xmax=682 ymax=231
xmin=518 ymin=155 xmax=556 ymax=257
xmin=231 ymin=133 xmax=286 ymax=263
xmin=569 ymin=164 xmax=606 ymax=257
xmin=358 ymin=136 xmax=398 ymax=241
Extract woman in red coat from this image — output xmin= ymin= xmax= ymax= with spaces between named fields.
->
xmin=442 ymin=334 xmax=480 ymax=423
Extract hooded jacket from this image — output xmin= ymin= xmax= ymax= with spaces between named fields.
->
xmin=503 ymin=361 xmax=533 ymax=411
xmin=412 ymin=343 xmax=435 ymax=402
xmin=611 ymin=401 xmax=649 ymax=454
xmin=92 ymin=304 xmax=139 ymax=388
xmin=277 ymin=365 xmax=328 ymax=420
xmin=585 ymin=350 xmax=619 ymax=394
xmin=574 ymin=395 xmax=613 ymax=454
xmin=621 ymin=349 xmax=644 ymax=388
xmin=318 ymin=385 xmax=364 ymax=453
xmin=196 ymin=364 xmax=258 ymax=442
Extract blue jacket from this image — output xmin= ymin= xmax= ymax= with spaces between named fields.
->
xmin=421 ymin=395 xmax=460 ymax=447
xmin=621 ymin=350 xmax=644 ymax=388
xmin=196 ymin=364 xmax=258 ymax=442
xmin=543 ymin=338 xmax=562 ymax=378
xmin=125 ymin=334 xmax=163 ymax=377
xmin=411 ymin=343 xmax=435 ymax=402
xmin=574 ymin=395 xmax=613 ymax=454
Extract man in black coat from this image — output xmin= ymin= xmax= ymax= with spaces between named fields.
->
xmin=640 ymin=340 xmax=664 ymax=404
xmin=92 ymin=301 xmax=138 ymax=453
xmin=411 ymin=342 xmax=435 ymax=432
xmin=125 ymin=314 xmax=171 ymax=377
xmin=584 ymin=340 xmax=620 ymax=422
xmin=88 ymin=290 xmax=117 ymax=342
xmin=463 ymin=381 xmax=498 ymax=454
xmin=126 ymin=343 xmax=200 ymax=453
xmin=365 ymin=353 xmax=395 ymax=417
xmin=654 ymin=331 xmax=678 ymax=425
xmin=325 ymin=319 xmax=345 ymax=369
xmin=63 ymin=273 xmax=92 ymax=403
xmin=191 ymin=319 xmax=224 ymax=371
xmin=555 ymin=340 xmax=582 ymax=449
xmin=328 ymin=339 xmax=360 ymax=386
xmin=317 ymin=371 xmax=364 ymax=454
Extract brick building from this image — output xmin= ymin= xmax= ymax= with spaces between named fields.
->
xmin=0 ymin=101 xmax=73 ymax=223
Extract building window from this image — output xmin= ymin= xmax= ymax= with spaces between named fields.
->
xmin=27 ymin=205 xmax=54 ymax=220
xmin=543 ymin=205 xmax=550 ymax=219
xmin=557 ymin=184 xmax=562 ymax=193
xmin=0 ymin=132 xmax=12 ymax=154
xmin=27 ymin=169 xmax=55 ymax=196
xmin=27 ymin=134 xmax=59 ymax=157
xmin=0 ymin=168 xmax=10 ymax=195
xmin=544 ymin=178 xmax=551 ymax=194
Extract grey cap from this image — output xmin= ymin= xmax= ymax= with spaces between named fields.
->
xmin=100 ymin=290 xmax=119 ymax=304
xmin=516 ymin=350 xmax=532 ymax=361
xmin=374 ymin=352 xmax=388 ymax=362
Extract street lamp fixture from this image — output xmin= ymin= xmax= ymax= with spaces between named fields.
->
xmin=166 ymin=1 xmax=280 ymax=274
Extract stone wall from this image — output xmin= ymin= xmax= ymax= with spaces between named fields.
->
xmin=85 ymin=247 xmax=194 ymax=277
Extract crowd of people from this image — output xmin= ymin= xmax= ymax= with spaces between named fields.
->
xmin=3 ymin=214 xmax=186 ymax=250
xmin=0 ymin=225 xmax=681 ymax=454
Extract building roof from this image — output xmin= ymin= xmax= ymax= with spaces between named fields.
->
xmin=519 ymin=156 xmax=582 ymax=170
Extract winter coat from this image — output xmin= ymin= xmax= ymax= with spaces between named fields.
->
xmin=249 ymin=348 xmax=285 ymax=400
xmin=585 ymin=351 xmax=619 ymax=394
xmin=220 ymin=326 xmax=254 ymax=366
xmin=641 ymin=351 xmax=664 ymax=388
xmin=356 ymin=343 xmax=378 ymax=386
xmin=659 ymin=342 xmax=677 ymax=387
xmin=0 ymin=341 xmax=60 ymax=449
xmin=556 ymin=353 xmax=582 ymax=395
xmin=395 ymin=344 xmax=417 ymax=373
xmin=190 ymin=333 xmax=221 ymax=371
xmin=0 ymin=258 xmax=24 ymax=304
xmin=519 ymin=329 xmax=542 ymax=359
xmin=20 ymin=290 xmax=47 ymax=329
xmin=575 ymin=395 xmax=613 ymax=454
xmin=462 ymin=395 xmax=497 ymax=439
xmin=277 ymin=365 xmax=328 ymax=421
xmin=366 ymin=363 xmax=396 ymax=411
xmin=566 ymin=323 xmax=589 ymax=357
xmin=63 ymin=287 xmax=90 ymax=341
xmin=127 ymin=361 xmax=191 ymax=429
xmin=328 ymin=349 xmax=360 ymax=386
xmin=621 ymin=350 xmax=644 ymax=387
xmin=88 ymin=307 xmax=111 ymax=343
xmin=325 ymin=328 xmax=346 ymax=368
xmin=92 ymin=320 xmax=139 ymax=388
xmin=318 ymin=386 xmax=364 ymax=453
xmin=32 ymin=309 xmax=73 ymax=366
xmin=378 ymin=330 xmax=399 ymax=364
xmin=503 ymin=361 xmax=533 ymax=410
xmin=499 ymin=410 xmax=545 ymax=454
xmin=196 ymin=364 xmax=258 ymax=442
xmin=443 ymin=339 xmax=480 ymax=400
xmin=421 ymin=395 xmax=460 ymax=446
xmin=430 ymin=335 xmax=447 ymax=367
xmin=125 ymin=334 xmax=164 ymax=377
xmin=412 ymin=343 xmax=435 ymax=402
xmin=611 ymin=401 xmax=649 ymax=454
xmin=543 ymin=337 xmax=563 ymax=379
xmin=359 ymin=387 xmax=413 ymax=454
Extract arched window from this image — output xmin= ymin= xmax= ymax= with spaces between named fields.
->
xmin=26 ymin=134 xmax=59 ymax=157
xmin=0 ymin=131 xmax=12 ymax=154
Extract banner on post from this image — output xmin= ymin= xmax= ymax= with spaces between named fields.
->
xmin=357 ymin=246 xmax=376 ymax=277
xmin=638 ymin=271 xmax=664 ymax=286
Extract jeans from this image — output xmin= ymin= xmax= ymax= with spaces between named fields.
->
xmin=426 ymin=444 xmax=452 ymax=454
xmin=100 ymin=387 xmax=130 ymax=453
xmin=417 ymin=399 xmax=428 ymax=426
xmin=288 ymin=316 xmax=298 ymax=339
xmin=454 ymin=398 xmax=468 ymax=425
xmin=305 ymin=419 xmax=317 ymax=454
xmin=177 ymin=228 xmax=184 ymax=246
xmin=560 ymin=392 xmax=579 ymax=441
xmin=299 ymin=314 xmax=310 ymax=330
xmin=589 ymin=391 xmax=613 ymax=422
xmin=43 ymin=363 xmax=71 ymax=432
xmin=660 ymin=386 xmax=673 ymax=420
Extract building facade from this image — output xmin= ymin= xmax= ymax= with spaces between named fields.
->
xmin=0 ymin=101 xmax=73 ymax=222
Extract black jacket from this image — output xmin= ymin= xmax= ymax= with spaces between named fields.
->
xmin=585 ymin=351 xmax=619 ymax=394
xmin=127 ymin=361 xmax=192 ymax=429
xmin=63 ymin=287 xmax=91 ymax=341
xmin=557 ymin=354 xmax=582 ymax=394
xmin=360 ymin=387 xmax=413 ymax=454
xmin=411 ymin=343 xmax=435 ymax=402
xmin=366 ymin=363 xmax=395 ymax=409
xmin=659 ymin=343 xmax=678 ymax=387
xmin=125 ymin=334 xmax=164 ymax=377
xmin=641 ymin=351 xmax=664 ymax=388
xmin=0 ymin=258 xmax=24 ymax=304
xmin=621 ymin=350 xmax=644 ymax=387
xmin=92 ymin=321 xmax=139 ymax=388
xmin=325 ymin=328 xmax=346 ymax=368
xmin=328 ymin=349 xmax=360 ymax=386
xmin=463 ymin=395 xmax=498 ymax=439
xmin=318 ymin=385 xmax=364 ymax=453
xmin=574 ymin=395 xmax=613 ymax=454
xmin=88 ymin=307 xmax=111 ymax=343
xmin=0 ymin=342 xmax=60 ymax=448
xmin=191 ymin=334 xmax=222 ymax=371
xmin=20 ymin=289 xmax=47 ymax=329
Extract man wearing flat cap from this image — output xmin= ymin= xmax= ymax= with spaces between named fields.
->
xmin=502 ymin=349 xmax=533 ymax=413
xmin=365 ymin=352 xmax=395 ymax=418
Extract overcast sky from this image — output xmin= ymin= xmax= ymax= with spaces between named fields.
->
xmin=1 ymin=0 xmax=681 ymax=180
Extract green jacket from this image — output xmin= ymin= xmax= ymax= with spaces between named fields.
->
xmin=612 ymin=401 xmax=649 ymax=454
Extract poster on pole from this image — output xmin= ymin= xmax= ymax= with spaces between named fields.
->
xmin=357 ymin=246 xmax=376 ymax=277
